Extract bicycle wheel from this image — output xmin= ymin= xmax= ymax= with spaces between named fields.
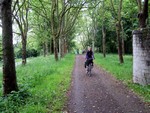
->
xmin=86 ymin=66 xmax=89 ymax=75
xmin=88 ymin=64 xmax=92 ymax=76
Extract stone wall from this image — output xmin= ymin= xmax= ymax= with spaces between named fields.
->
xmin=133 ymin=28 xmax=150 ymax=85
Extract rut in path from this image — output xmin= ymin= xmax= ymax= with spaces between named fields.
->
xmin=68 ymin=55 xmax=150 ymax=113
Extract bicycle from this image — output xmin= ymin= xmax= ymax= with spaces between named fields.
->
xmin=86 ymin=59 xmax=93 ymax=76
xmin=86 ymin=61 xmax=93 ymax=77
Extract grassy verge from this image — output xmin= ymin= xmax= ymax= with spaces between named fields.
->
xmin=0 ymin=54 xmax=75 ymax=113
xmin=95 ymin=53 xmax=150 ymax=102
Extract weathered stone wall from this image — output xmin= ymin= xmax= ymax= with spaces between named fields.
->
xmin=133 ymin=28 xmax=150 ymax=85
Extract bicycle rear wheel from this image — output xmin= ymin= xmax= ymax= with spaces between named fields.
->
xmin=87 ymin=64 xmax=92 ymax=76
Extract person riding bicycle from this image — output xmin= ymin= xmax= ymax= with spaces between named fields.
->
xmin=85 ymin=46 xmax=94 ymax=68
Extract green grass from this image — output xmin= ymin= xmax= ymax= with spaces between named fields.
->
xmin=0 ymin=54 xmax=75 ymax=113
xmin=15 ymin=58 xmax=22 ymax=63
xmin=95 ymin=53 xmax=150 ymax=102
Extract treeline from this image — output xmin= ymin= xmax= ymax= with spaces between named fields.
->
xmin=77 ymin=0 xmax=149 ymax=56
xmin=0 ymin=0 xmax=96 ymax=95
xmin=0 ymin=0 xmax=149 ymax=96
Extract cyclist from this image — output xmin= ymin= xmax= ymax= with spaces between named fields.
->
xmin=85 ymin=46 xmax=95 ymax=68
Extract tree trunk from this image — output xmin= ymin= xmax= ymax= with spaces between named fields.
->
xmin=64 ymin=39 xmax=67 ymax=55
xmin=53 ymin=38 xmax=58 ymax=61
xmin=50 ymin=39 xmax=54 ymax=54
xmin=60 ymin=0 xmax=65 ymax=58
xmin=1 ymin=0 xmax=18 ymax=95
xmin=22 ymin=34 xmax=27 ymax=65
xmin=43 ymin=42 xmax=46 ymax=57
xmin=46 ymin=41 xmax=49 ymax=56
xmin=102 ymin=25 xmax=106 ymax=57
xmin=62 ymin=38 xmax=65 ymax=57
xmin=102 ymin=0 xmax=106 ymax=57
xmin=59 ymin=38 xmax=64 ymax=58
xmin=116 ymin=22 xmax=124 ymax=63
xmin=121 ymin=21 xmax=125 ymax=55
xmin=117 ymin=0 xmax=124 ymax=63
xmin=122 ymin=38 xmax=125 ymax=55
xmin=51 ymin=0 xmax=59 ymax=61
xmin=138 ymin=0 xmax=148 ymax=28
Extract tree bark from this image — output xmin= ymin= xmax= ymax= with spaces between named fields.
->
xmin=116 ymin=22 xmax=124 ymax=63
xmin=136 ymin=0 xmax=142 ymax=12
xmin=116 ymin=0 xmax=124 ymax=63
xmin=59 ymin=0 xmax=65 ymax=58
xmin=13 ymin=1 xmax=29 ymax=65
xmin=64 ymin=38 xmax=67 ymax=54
xmin=1 ymin=0 xmax=18 ymax=95
xmin=50 ymin=39 xmax=54 ymax=54
xmin=62 ymin=38 xmax=65 ymax=57
xmin=121 ymin=21 xmax=125 ymax=55
xmin=46 ymin=41 xmax=49 ymax=56
xmin=122 ymin=38 xmax=125 ymax=55
xmin=22 ymin=34 xmax=27 ymax=65
xmin=59 ymin=38 xmax=63 ymax=58
xmin=53 ymin=38 xmax=58 ymax=61
xmin=43 ymin=42 xmax=46 ymax=57
xmin=138 ymin=0 xmax=148 ymax=28
xmin=51 ymin=0 xmax=59 ymax=61
xmin=102 ymin=25 xmax=106 ymax=57
xmin=102 ymin=0 xmax=106 ymax=57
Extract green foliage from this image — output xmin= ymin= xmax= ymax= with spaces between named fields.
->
xmin=84 ymin=0 xmax=138 ymax=54
xmin=15 ymin=49 xmax=40 ymax=58
xmin=0 ymin=54 xmax=75 ymax=112
xmin=0 ymin=87 xmax=31 ymax=112
xmin=95 ymin=53 xmax=150 ymax=102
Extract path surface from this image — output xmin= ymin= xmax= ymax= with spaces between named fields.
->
xmin=67 ymin=55 xmax=150 ymax=113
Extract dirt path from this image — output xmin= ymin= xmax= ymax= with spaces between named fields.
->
xmin=67 ymin=55 xmax=150 ymax=113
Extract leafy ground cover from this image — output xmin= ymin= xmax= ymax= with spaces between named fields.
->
xmin=95 ymin=53 xmax=150 ymax=103
xmin=0 ymin=54 xmax=75 ymax=113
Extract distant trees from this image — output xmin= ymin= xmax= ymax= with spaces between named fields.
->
xmin=30 ymin=0 xmax=82 ymax=61
xmin=29 ymin=0 xmax=52 ymax=57
xmin=1 ymin=0 xmax=148 ymax=95
xmin=101 ymin=0 xmax=106 ymax=57
xmin=110 ymin=0 xmax=124 ymax=63
xmin=51 ymin=0 xmax=85 ymax=61
xmin=77 ymin=0 xmax=142 ymax=63
xmin=13 ymin=0 xmax=30 ymax=65
xmin=1 ymin=0 xmax=18 ymax=95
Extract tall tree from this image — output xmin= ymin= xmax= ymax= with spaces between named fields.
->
xmin=102 ymin=0 xmax=106 ymax=57
xmin=51 ymin=0 xmax=85 ymax=61
xmin=51 ymin=0 xmax=59 ymax=61
xmin=13 ymin=0 xmax=29 ymax=65
xmin=29 ymin=0 xmax=52 ymax=56
xmin=110 ymin=0 xmax=124 ymax=63
xmin=1 ymin=0 xmax=18 ymax=95
xmin=59 ymin=0 xmax=65 ymax=58
xmin=88 ymin=0 xmax=101 ymax=52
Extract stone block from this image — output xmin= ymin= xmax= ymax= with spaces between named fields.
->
xmin=132 ymin=29 xmax=150 ymax=85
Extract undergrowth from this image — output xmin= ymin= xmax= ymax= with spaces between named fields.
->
xmin=0 ymin=54 xmax=75 ymax=113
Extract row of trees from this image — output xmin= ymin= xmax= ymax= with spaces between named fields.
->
xmin=78 ymin=0 xmax=149 ymax=63
xmin=0 ymin=0 xmax=149 ymax=95
xmin=0 ymin=0 xmax=95 ymax=95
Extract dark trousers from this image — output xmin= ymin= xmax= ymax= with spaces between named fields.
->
xmin=85 ymin=59 xmax=93 ymax=68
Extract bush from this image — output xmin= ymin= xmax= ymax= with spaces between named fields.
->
xmin=16 ymin=49 xmax=40 ymax=58
xmin=0 ymin=85 xmax=31 ymax=112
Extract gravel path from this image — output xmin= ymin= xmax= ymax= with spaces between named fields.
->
xmin=67 ymin=55 xmax=150 ymax=113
